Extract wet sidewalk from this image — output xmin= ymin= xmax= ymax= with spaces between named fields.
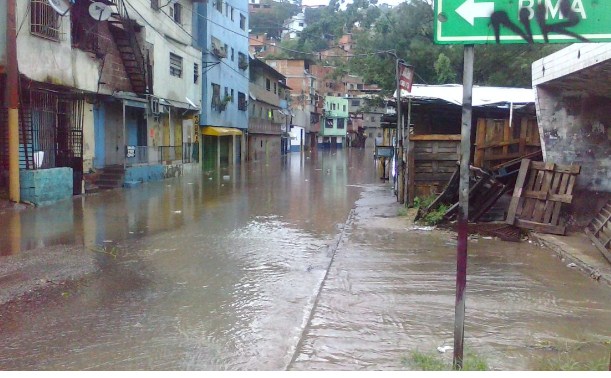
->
xmin=289 ymin=184 xmax=611 ymax=370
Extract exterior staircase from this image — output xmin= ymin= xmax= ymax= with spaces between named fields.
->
xmin=106 ymin=0 xmax=149 ymax=95
xmin=95 ymin=165 xmax=125 ymax=190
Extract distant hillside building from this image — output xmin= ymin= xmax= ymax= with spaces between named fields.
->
xmin=281 ymin=13 xmax=306 ymax=40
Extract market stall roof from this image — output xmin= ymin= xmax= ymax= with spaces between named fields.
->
xmin=393 ymin=84 xmax=535 ymax=107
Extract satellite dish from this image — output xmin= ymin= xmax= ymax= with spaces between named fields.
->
xmin=47 ymin=0 xmax=72 ymax=16
xmin=89 ymin=2 xmax=112 ymax=21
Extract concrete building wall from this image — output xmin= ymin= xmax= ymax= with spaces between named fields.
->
xmin=133 ymin=0 xmax=202 ymax=106
xmin=248 ymin=134 xmax=281 ymax=161
xmin=20 ymin=168 xmax=73 ymax=206
xmin=534 ymin=87 xmax=610 ymax=192
xmin=195 ymin=0 xmax=249 ymax=130
xmin=533 ymin=43 xmax=611 ymax=227
xmin=15 ymin=2 xmax=99 ymax=92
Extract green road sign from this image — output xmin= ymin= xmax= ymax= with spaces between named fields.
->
xmin=434 ymin=0 xmax=611 ymax=44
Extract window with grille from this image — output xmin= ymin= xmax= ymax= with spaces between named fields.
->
xmin=170 ymin=53 xmax=183 ymax=78
xmin=337 ymin=119 xmax=345 ymax=129
xmin=238 ymin=92 xmax=247 ymax=111
xmin=30 ymin=0 xmax=61 ymax=41
xmin=194 ymin=63 xmax=199 ymax=84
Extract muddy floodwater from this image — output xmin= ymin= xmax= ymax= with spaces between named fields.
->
xmin=0 ymin=149 xmax=610 ymax=370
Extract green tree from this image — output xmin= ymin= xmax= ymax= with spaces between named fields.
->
xmin=434 ymin=52 xmax=456 ymax=84
xmin=249 ymin=0 xmax=300 ymax=39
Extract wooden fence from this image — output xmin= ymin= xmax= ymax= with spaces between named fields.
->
xmin=407 ymin=134 xmax=461 ymax=205
xmin=474 ymin=117 xmax=540 ymax=170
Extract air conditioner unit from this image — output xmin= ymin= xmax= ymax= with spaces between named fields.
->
xmin=150 ymin=96 xmax=160 ymax=115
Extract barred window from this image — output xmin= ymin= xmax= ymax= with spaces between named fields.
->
xmin=170 ymin=53 xmax=183 ymax=78
xmin=30 ymin=0 xmax=61 ymax=41
xmin=194 ymin=63 xmax=199 ymax=84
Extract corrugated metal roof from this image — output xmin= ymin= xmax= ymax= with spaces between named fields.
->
xmin=394 ymin=84 xmax=534 ymax=107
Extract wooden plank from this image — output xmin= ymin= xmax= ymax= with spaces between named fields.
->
xmin=473 ymin=118 xmax=486 ymax=167
xmin=471 ymin=182 xmax=510 ymax=222
xmin=550 ymin=172 xmax=570 ymax=227
xmin=521 ymin=169 xmax=544 ymax=221
xmin=491 ymin=150 xmax=542 ymax=172
xmin=515 ymin=219 xmax=566 ymax=235
xmin=506 ymin=159 xmax=531 ymax=225
xmin=483 ymin=152 xmax=538 ymax=162
xmin=585 ymin=228 xmax=611 ymax=264
xmin=480 ymin=139 xmax=521 ymax=149
xmin=502 ymin=119 xmax=511 ymax=157
xmin=414 ymin=153 xmax=460 ymax=161
xmin=532 ymin=168 xmax=554 ymax=223
xmin=409 ymin=134 xmax=462 ymax=141
xmin=407 ymin=141 xmax=416 ymax=206
xmin=531 ymin=161 xmax=581 ymax=174
xmin=542 ymin=169 xmax=563 ymax=224
xmin=414 ymin=173 xmax=455 ymax=181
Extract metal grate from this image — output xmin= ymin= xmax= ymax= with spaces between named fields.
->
xmin=30 ymin=0 xmax=63 ymax=42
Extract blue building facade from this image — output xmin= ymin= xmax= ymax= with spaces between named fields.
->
xmin=193 ymin=1 xmax=250 ymax=171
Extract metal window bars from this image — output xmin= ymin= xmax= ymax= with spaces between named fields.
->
xmin=30 ymin=0 xmax=63 ymax=42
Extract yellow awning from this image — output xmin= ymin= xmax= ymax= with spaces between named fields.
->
xmin=201 ymin=126 xmax=243 ymax=136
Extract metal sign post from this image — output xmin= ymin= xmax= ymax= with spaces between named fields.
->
xmin=453 ymin=45 xmax=473 ymax=370
xmin=432 ymin=0 xmax=611 ymax=371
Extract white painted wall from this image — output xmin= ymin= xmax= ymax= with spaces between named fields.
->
xmin=532 ymin=43 xmax=611 ymax=86
xmin=15 ymin=2 xmax=99 ymax=91
xmin=126 ymin=0 xmax=202 ymax=106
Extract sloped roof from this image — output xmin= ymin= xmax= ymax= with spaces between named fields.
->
xmin=394 ymin=84 xmax=535 ymax=107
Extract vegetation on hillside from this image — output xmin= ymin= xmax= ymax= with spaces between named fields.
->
xmin=250 ymin=0 xmax=567 ymax=91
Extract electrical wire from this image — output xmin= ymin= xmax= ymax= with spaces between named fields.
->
xmin=124 ymin=1 xmax=409 ymax=80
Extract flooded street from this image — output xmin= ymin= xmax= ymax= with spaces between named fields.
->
xmin=0 ymin=149 xmax=610 ymax=370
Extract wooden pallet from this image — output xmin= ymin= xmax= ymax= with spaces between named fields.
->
xmin=584 ymin=201 xmax=611 ymax=264
xmin=506 ymin=159 xmax=581 ymax=235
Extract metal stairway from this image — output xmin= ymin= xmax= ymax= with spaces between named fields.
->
xmin=106 ymin=0 xmax=148 ymax=95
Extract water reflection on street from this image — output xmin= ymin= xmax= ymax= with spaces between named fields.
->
xmin=0 ymin=149 xmax=609 ymax=370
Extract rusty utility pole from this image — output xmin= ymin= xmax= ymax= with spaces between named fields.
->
xmin=7 ymin=0 xmax=20 ymax=202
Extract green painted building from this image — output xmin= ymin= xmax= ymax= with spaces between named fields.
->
xmin=319 ymin=96 xmax=349 ymax=148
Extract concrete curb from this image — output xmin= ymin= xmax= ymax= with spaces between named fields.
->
xmin=529 ymin=232 xmax=611 ymax=287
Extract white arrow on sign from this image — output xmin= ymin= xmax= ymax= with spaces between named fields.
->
xmin=456 ymin=0 xmax=495 ymax=26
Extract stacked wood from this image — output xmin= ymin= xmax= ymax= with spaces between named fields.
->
xmin=416 ymin=164 xmax=510 ymax=224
